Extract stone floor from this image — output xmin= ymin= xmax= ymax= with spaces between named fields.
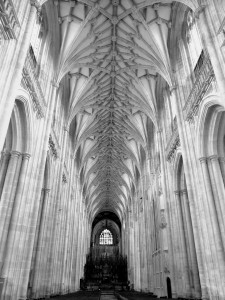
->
xmin=50 ymin=290 xmax=170 ymax=300
xmin=100 ymin=291 xmax=117 ymax=299
xmin=119 ymin=291 xmax=169 ymax=299
xmin=51 ymin=291 xmax=100 ymax=299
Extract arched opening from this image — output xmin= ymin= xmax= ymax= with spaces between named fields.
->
xmin=172 ymin=155 xmax=201 ymax=298
xmin=166 ymin=277 xmax=172 ymax=298
xmin=0 ymin=98 xmax=31 ymax=264
xmin=28 ymin=155 xmax=51 ymax=299
xmin=83 ymin=211 xmax=128 ymax=291
xmin=99 ymin=229 xmax=113 ymax=245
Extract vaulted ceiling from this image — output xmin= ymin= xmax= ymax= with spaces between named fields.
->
xmin=43 ymin=0 xmax=199 ymax=223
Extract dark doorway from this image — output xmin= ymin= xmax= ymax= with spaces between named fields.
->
xmin=166 ymin=277 xmax=172 ymax=298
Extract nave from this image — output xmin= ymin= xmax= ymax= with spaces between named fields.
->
xmin=0 ymin=0 xmax=225 ymax=299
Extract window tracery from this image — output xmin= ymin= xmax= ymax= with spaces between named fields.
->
xmin=99 ymin=229 xmax=113 ymax=245
xmin=186 ymin=11 xmax=203 ymax=71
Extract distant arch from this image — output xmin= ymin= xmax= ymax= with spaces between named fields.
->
xmin=99 ymin=229 xmax=113 ymax=245
xmin=3 ymin=95 xmax=33 ymax=154
xmin=196 ymin=95 xmax=225 ymax=158
xmin=166 ymin=277 xmax=172 ymax=298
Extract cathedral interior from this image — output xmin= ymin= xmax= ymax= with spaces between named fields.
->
xmin=0 ymin=0 xmax=225 ymax=299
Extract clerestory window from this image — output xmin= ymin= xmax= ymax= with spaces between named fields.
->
xmin=99 ymin=229 xmax=113 ymax=245
xmin=186 ymin=11 xmax=203 ymax=73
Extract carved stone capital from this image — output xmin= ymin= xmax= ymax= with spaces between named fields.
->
xmin=218 ymin=156 xmax=225 ymax=163
xmin=160 ymin=210 xmax=167 ymax=229
xmin=51 ymin=80 xmax=59 ymax=88
xmin=62 ymin=173 xmax=67 ymax=183
xmin=207 ymin=154 xmax=218 ymax=162
xmin=48 ymin=135 xmax=58 ymax=159
xmin=42 ymin=188 xmax=50 ymax=194
xmin=22 ymin=153 xmax=31 ymax=160
xmin=194 ymin=5 xmax=207 ymax=19
xmin=69 ymin=73 xmax=81 ymax=80
xmin=1 ymin=151 xmax=10 ymax=158
xmin=30 ymin=0 xmax=41 ymax=11
xmin=10 ymin=151 xmax=21 ymax=158
xmin=164 ymin=266 xmax=170 ymax=274
xmin=180 ymin=189 xmax=187 ymax=195
xmin=169 ymin=85 xmax=177 ymax=95
xmin=64 ymin=126 xmax=69 ymax=132
xmin=157 ymin=129 xmax=162 ymax=134
xmin=199 ymin=157 xmax=207 ymax=164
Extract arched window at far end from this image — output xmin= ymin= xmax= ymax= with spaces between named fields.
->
xmin=99 ymin=229 xmax=113 ymax=245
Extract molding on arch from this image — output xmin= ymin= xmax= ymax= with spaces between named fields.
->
xmin=15 ymin=90 xmax=34 ymax=154
xmin=195 ymin=94 xmax=225 ymax=158
xmin=173 ymin=150 xmax=183 ymax=192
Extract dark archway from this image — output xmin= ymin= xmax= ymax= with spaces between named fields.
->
xmin=83 ymin=211 xmax=128 ymax=290
xmin=167 ymin=277 xmax=172 ymax=298
xmin=92 ymin=211 xmax=121 ymax=230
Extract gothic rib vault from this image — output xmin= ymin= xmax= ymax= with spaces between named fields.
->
xmin=3 ymin=0 xmax=225 ymax=299
xmin=47 ymin=0 xmax=197 ymax=221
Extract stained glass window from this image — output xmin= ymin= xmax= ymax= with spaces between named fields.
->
xmin=99 ymin=229 xmax=113 ymax=245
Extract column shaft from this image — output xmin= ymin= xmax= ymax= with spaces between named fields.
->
xmin=181 ymin=190 xmax=201 ymax=298
xmin=0 ymin=151 xmax=21 ymax=269
xmin=199 ymin=157 xmax=225 ymax=298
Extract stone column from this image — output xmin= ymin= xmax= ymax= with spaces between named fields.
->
xmin=174 ymin=191 xmax=191 ymax=297
xmin=134 ymin=207 xmax=141 ymax=291
xmin=0 ymin=151 xmax=10 ymax=196
xmin=78 ymin=208 xmax=86 ymax=284
xmin=28 ymin=187 xmax=45 ymax=299
xmin=16 ymin=79 xmax=59 ymax=299
xmin=76 ymin=207 xmax=83 ymax=289
xmin=70 ymin=182 xmax=80 ymax=291
xmin=207 ymin=155 xmax=225 ymax=249
xmin=74 ymin=197 xmax=83 ymax=290
xmin=180 ymin=190 xmax=201 ymax=298
xmin=58 ymin=181 xmax=69 ymax=294
xmin=139 ymin=206 xmax=146 ymax=291
xmin=30 ymin=188 xmax=50 ymax=299
xmin=199 ymin=157 xmax=225 ymax=298
xmin=128 ymin=211 xmax=135 ymax=290
xmin=44 ymin=174 xmax=60 ymax=297
xmin=144 ymin=195 xmax=153 ymax=292
xmin=218 ymin=157 xmax=225 ymax=185
xmin=179 ymin=191 xmax=193 ymax=291
xmin=0 ymin=0 xmax=40 ymax=153
xmin=61 ymin=195 xmax=72 ymax=294
xmin=167 ymin=191 xmax=179 ymax=298
xmin=66 ymin=172 xmax=78 ymax=293
xmin=170 ymin=86 xmax=209 ymax=300
xmin=1 ymin=152 xmax=31 ymax=299
xmin=0 ymin=151 xmax=22 ymax=270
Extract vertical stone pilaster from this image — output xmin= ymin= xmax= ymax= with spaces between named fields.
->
xmin=16 ymin=79 xmax=59 ymax=299
xmin=180 ymin=190 xmax=201 ymax=298
xmin=0 ymin=151 xmax=21 ymax=269
xmin=199 ymin=156 xmax=225 ymax=298
xmin=174 ymin=190 xmax=191 ymax=297
xmin=170 ymin=85 xmax=209 ymax=300
xmin=1 ymin=152 xmax=31 ymax=299
xmin=30 ymin=188 xmax=51 ymax=299
xmin=207 ymin=155 xmax=225 ymax=249
xmin=0 ymin=151 xmax=10 ymax=196
xmin=218 ymin=157 xmax=225 ymax=185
